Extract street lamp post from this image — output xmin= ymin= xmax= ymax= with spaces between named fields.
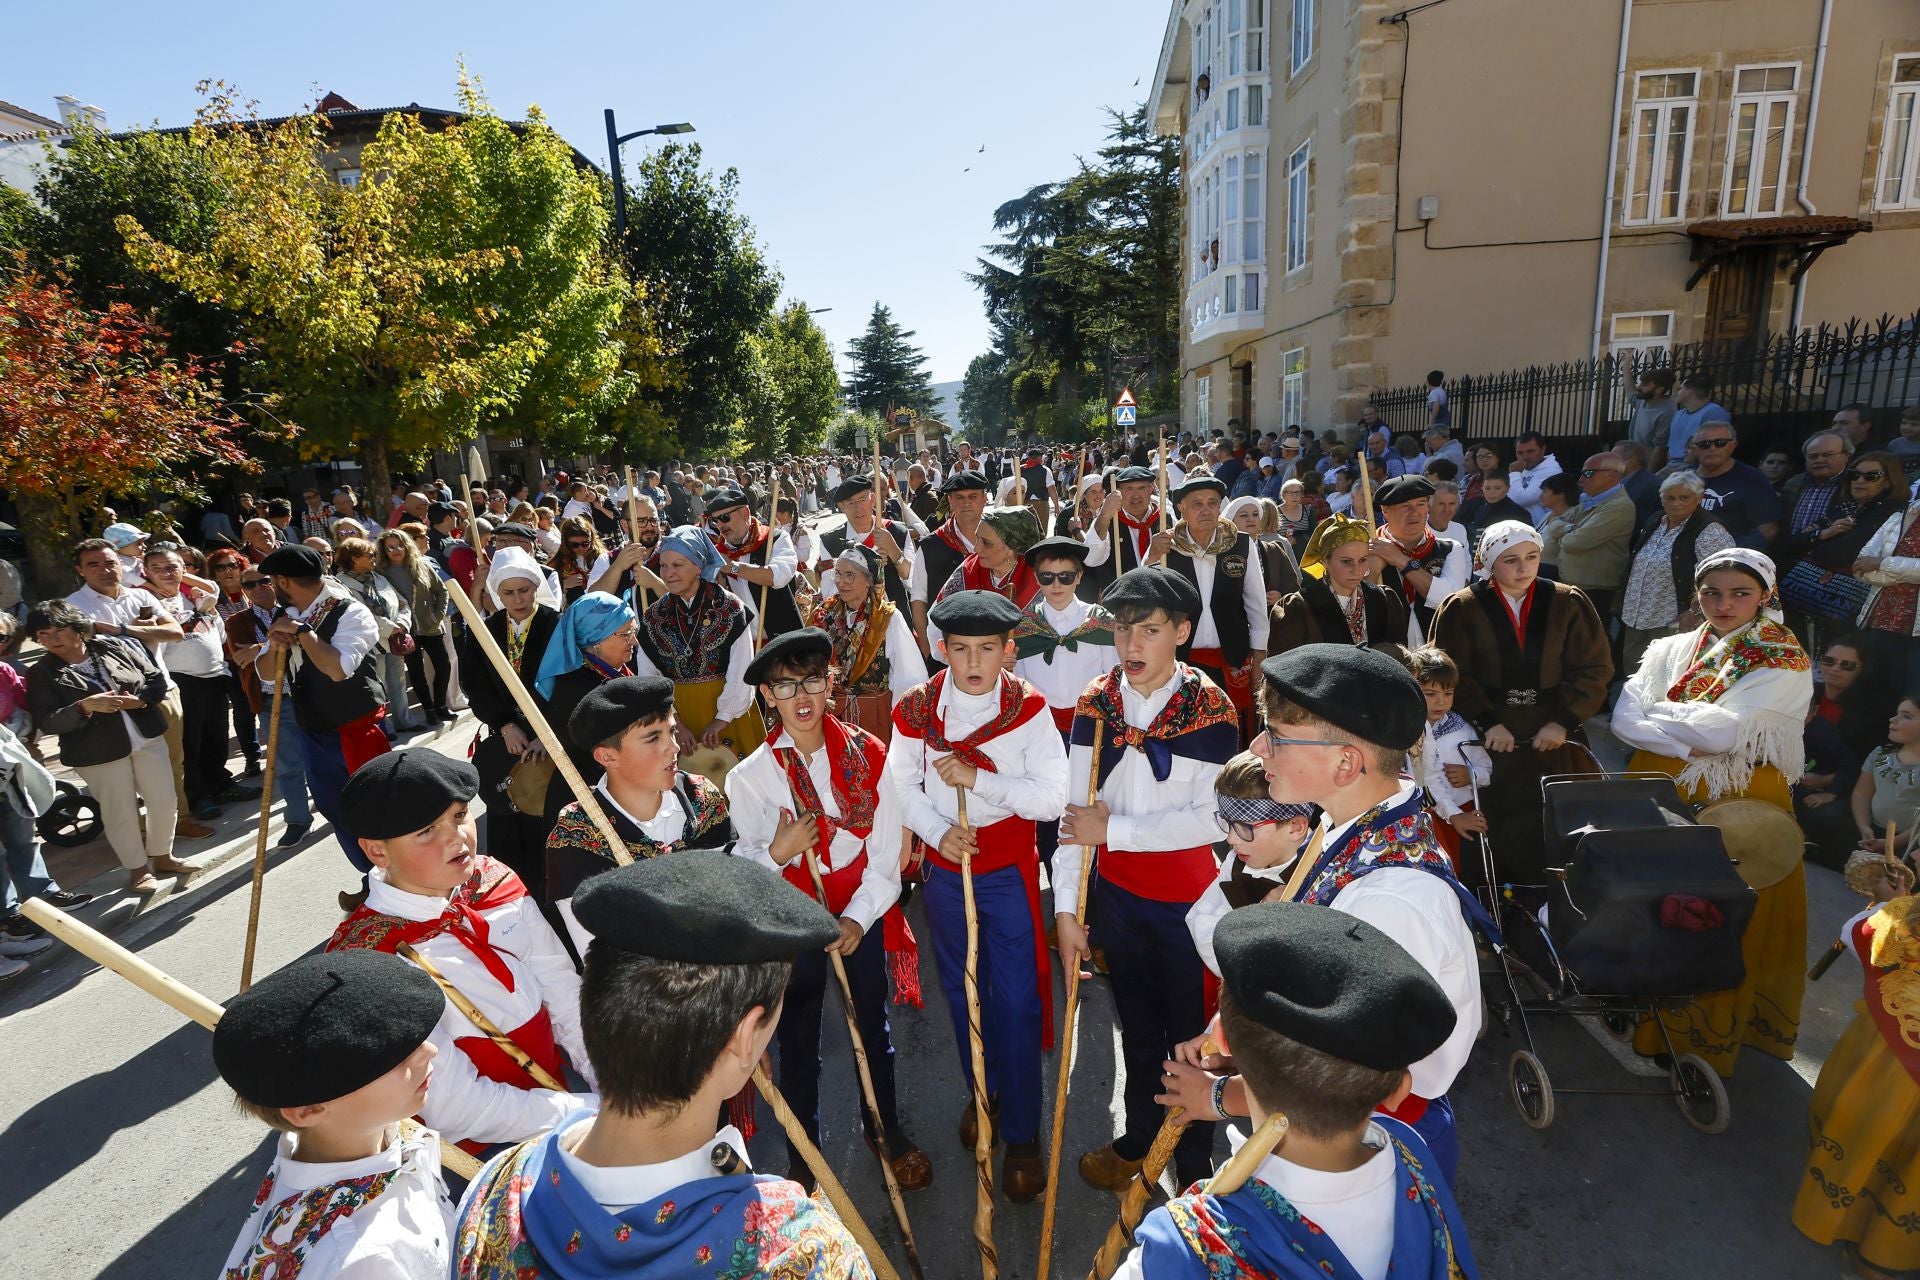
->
xmin=604 ymin=110 xmax=695 ymax=242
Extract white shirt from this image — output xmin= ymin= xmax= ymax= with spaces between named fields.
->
xmin=888 ymin=672 xmax=1068 ymax=855
xmin=629 ymin=593 xmax=756 ymax=722
xmin=719 ymin=526 xmax=800 ymax=618
xmin=553 ymin=778 xmax=699 ymax=954
xmin=146 ymin=588 xmax=226 ymax=678
xmin=1507 ymin=455 xmax=1565 ymax=523
xmin=557 ymin=1120 xmax=756 ymax=1211
xmin=910 ymin=525 xmax=976 ymax=603
xmin=1186 ymin=842 xmax=1300 ymax=974
xmin=260 ymin=586 xmax=379 ymax=689
xmin=220 ymin=1125 xmax=453 ymax=1280
xmin=1055 ymin=667 xmax=1226 ymax=918
xmin=727 ymin=728 xmax=903 ymax=934
xmin=363 ymin=867 xmax=597 ymax=1145
xmin=1416 ymin=713 xmax=1489 ymax=819
xmin=1014 ymin=599 xmax=1117 ymax=714
xmin=561 ymin=497 xmax=594 ymax=522
xmin=1179 ymin=536 xmax=1271 ymax=651
xmin=66 ymin=582 xmax=163 ymax=632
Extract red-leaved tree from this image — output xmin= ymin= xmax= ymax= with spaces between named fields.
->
xmin=0 ymin=261 xmax=255 ymax=593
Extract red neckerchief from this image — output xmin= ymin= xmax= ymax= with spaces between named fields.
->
xmin=958 ymin=554 xmax=1040 ymax=609
xmin=712 ymin=519 xmax=770 ymax=562
xmin=771 ymin=715 xmax=883 ymax=843
xmin=891 ymin=671 xmax=1048 ymax=770
xmin=1118 ymin=506 xmax=1160 ymax=557
xmin=1390 ymin=530 xmax=1437 ymax=606
xmin=1499 ymin=581 xmax=1538 ymax=650
xmin=327 ymin=857 xmax=527 ymax=992
xmin=932 ymin=519 xmax=973 ymax=555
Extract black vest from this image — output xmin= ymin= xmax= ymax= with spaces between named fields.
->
xmin=1298 ymin=576 xmax=1401 ymax=648
xmin=1381 ymin=537 xmax=1458 ymax=637
xmin=1220 ymin=851 xmax=1278 ymax=910
xmin=292 ymin=596 xmax=384 ymax=732
xmin=916 ymin=527 xmax=971 ymax=614
xmin=821 ymin=519 xmax=912 ymax=619
xmin=1170 ymin=531 xmax=1255 ymax=665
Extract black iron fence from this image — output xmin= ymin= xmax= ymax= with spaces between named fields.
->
xmin=1370 ymin=311 xmax=1920 ymax=447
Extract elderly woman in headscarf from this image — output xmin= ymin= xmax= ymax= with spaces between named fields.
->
xmin=1612 ymin=547 xmax=1813 ymax=1078
xmin=1268 ymin=514 xmax=1407 ymax=652
xmin=927 ymin=505 xmax=1043 ymax=650
xmin=811 ymin=544 xmax=927 ymax=740
xmin=462 ymin=548 xmax=565 ymax=889
xmin=533 ymin=589 xmax=640 ymax=820
xmin=631 ymin=524 xmax=763 ymax=760
xmin=1429 ymin=520 xmax=1613 ymax=885
xmin=1228 ymin=494 xmax=1303 ymax=608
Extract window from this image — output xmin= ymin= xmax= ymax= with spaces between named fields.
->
xmin=1249 ymin=83 xmax=1265 ymax=126
xmin=1249 ymin=0 xmax=1265 ymax=75
xmin=1281 ymin=348 xmax=1306 ymax=427
xmin=1285 ymin=140 xmax=1310 ymax=272
xmin=1608 ymin=312 xmax=1674 ymax=417
xmin=1290 ymin=0 xmax=1312 ymax=77
xmin=1624 ymin=70 xmax=1698 ymax=225
xmin=1723 ymin=64 xmax=1798 ymax=218
xmin=1228 ymin=0 xmax=1244 ymax=76
xmin=1877 ymin=56 xmax=1920 ymax=210
xmin=1243 ymin=152 xmax=1264 ymax=264
xmin=336 ymin=166 xmax=362 ymax=187
xmin=1196 ymin=375 xmax=1213 ymax=436
xmin=1223 ymin=155 xmax=1242 ymax=271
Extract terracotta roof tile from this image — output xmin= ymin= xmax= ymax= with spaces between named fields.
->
xmin=1688 ymin=215 xmax=1873 ymax=241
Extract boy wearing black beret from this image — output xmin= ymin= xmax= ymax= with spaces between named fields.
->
xmin=454 ymin=852 xmax=879 ymax=1278
xmin=215 ymin=949 xmax=455 ymax=1280
xmin=545 ymin=675 xmax=734 ymax=954
xmin=1058 ymin=566 xmax=1242 ymax=1194
xmin=1118 ymin=903 xmax=1481 ymax=1280
xmin=1245 ymin=643 xmax=1493 ymax=1188
xmin=889 ymin=589 xmax=1067 ymax=1200
xmin=327 ymin=748 xmax=598 ymax=1153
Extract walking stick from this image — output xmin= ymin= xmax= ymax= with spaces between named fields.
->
xmin=238 ymin=648 xmax=287 ymax=991
xmin=19 ymin=898 xmax=483 ymax=1182
xmin=1356 ymin=447 xmax=1382 ymax=585
xmin=1036 ymin=711 xmax=1105 ymax=1280
xmin=1156 ymin=430 xmax=1171 ymax=534
xmin=802 ymin=849 xmax=926 ymax=1280
xmin=624 ymin=466 xmax=650 ymax=614
xmin=955 ymin=786 xmax=1000 ymax=1280
xmin=755 ymin=471 xmax=781 ymax=650
xmin=1086 ymin=1109 xmax=1190 ymax=1280
xmin=442 ymin=577 xmax=899 ymax=1280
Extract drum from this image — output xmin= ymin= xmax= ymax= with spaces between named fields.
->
xmin=1694 ymin=797 xmax=1805 ymax=889
xmin=679 ymin=744 xmax=741 ymax=789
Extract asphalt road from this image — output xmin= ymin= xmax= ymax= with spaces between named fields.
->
xmin=0 ymin=724 xmax=1866 ymax=1279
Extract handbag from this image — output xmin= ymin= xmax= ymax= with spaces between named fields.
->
xmin=1778 ymin=557 xmax=1871 ymax=622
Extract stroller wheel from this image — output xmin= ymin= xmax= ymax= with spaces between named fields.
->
xmin=1507 ymin=1050 xmax=1555 ymax=1130
xmin=36 ymin=785 xmax=102 ymax=848
xmin=1671 ymin=1053 xmax=1729 ymax=1134
xmin=1600 ymin=1011 xmax=1636 ymax=1041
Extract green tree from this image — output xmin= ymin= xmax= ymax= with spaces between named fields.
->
xmin=958 ymin=346 xmax=1014 ymax=444
xmin=760 ymin=301 xmax=840 ymax=454
xmin=0 ymin=185 xmax=40 ymax=254
xmin=845 ymin=302 xmax=935 ymax=415
xmin=830 ymin=409 xmax=884 ymax=455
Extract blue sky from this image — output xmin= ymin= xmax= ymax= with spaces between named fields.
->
xmin=1 ymin=0 xmax=1170 ymax=384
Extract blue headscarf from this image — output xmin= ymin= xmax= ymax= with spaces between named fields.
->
xmin=534 ymin=591 xmax=636 ymax=698
xmin=658 ymin=524 xmax=726 ymax=583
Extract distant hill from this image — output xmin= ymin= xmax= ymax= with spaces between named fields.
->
xmin=930 ymin=380 xmax=962 ymax=425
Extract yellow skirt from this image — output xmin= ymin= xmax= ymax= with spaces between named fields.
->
xmin=673 ymin=677 xmax=766 ymax=762
xmin=1627 ymin=752 xmax=1805 ymax=1077
xmin=1792 ymin=1004 xmax=1920 ymax=1271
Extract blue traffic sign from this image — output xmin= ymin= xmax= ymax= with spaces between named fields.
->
xmin=1114 ymin=404 xmax=1137 ymax=426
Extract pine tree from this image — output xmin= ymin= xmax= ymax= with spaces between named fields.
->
xmin=845 ymin=303 xmax=935 ymax=414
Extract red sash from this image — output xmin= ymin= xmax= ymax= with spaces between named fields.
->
xmin=1098 ymin=843 xmax=1218 ymax=904
xmin=339 ymin=707 xmax=390 ymax=774
xmin=1049 ymin=705 xmax=1075 ymax=733
xmin=925 ymin=814 xmax=1054 ymax=1051
xmin=1379 ymin=1091 xmax=1432 ymax=1124
xmin=451 ymin=1008 xmax=566 ymax=1156
xmin=1185 ymin=647 xmax=1253 ymax=713
xmin=328 ymin=858 xmax=529 ymax=993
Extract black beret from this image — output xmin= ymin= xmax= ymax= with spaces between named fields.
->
xmin=743 ymin=627 xmax=832 ymax=687
xmin=1375 ymin=475 xmax=1436 ymax=507
xmin=569 ymin=676 xmax=677 ymax=749
xmin=929 ymin=589 xmax=1026 ymax=636
xmin=490 ymin=522 xmax=538 ymax=542
xmin=1114 ymin=466 xmax=1156 ymax=485
xmin=831 ymin=476 xmax=875 ymax=505
xmin=1215 ymin=902 xmax=1455 ymax=1072
xmin=214 ymin=949 xmax=445 ymax=1108
xmin=940 ymin=471 xmax=990 ymax=494
xmin=259 ymin=545 xmax=326 ymax=580
xmin=1258 ymin=643 xmax=1426 ymax=750
xmin=1171 ymin=475 xmax=1228 ymax=503
xmin=573 ymin=849 xmax=839 ymax=963
xmin=339 ymin=748 xmax=480 ymax=840
xmin=1101 ymin=566 xmax=1202 ymax=619
xmin=704 ymin=487 xmax=751 ymax=514
xmin=1024 ymin=536 xmax=1090 ymax=567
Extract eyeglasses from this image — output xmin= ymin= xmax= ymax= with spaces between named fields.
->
xmin=565 ymin=540 xmax=590 ymax=550
xmin=1693 ymin=438 xmax=1735 ymax=450
xmin=242 ymin=579 xmax=269 ymax=588
xmin=1034 ymin=570 xmax=1081 ymax=586
xmin=1820 ymin=655 xmax=1861 ymax=671
xmin=1213 ymin=812 xmax=1282 ymax=842
xmin=1254 ymin=727 xmax=1349 ymax=751
xmin=631 ymin=517 xmax=660 ymax=526
xmin=765 ymin=675 xmax=830 ymax=699
xmin=1853 ymin=470 xmax=1886 ymax=482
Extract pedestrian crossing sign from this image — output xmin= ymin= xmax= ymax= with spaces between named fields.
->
xmin=1114 ymin=387 xmax=1137 ymax=427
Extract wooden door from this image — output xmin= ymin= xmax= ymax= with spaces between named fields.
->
xmin=1704 ymin=246 xmax=1775 ymax=351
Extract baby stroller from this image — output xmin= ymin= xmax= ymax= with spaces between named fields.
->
xmin=1464 ymin=742 xmax=1762 ymax=1134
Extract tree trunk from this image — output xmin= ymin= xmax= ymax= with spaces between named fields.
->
xmin=16 ymin=488 xmax=79 ymax=600
xmin=362 ymin=433 xmax=392 ymax=525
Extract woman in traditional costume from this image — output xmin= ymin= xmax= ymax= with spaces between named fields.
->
xmin=532 ymin=590 xmax=639 ymax=823
xmin=1268 ymin=513 xmax=1406 ymax=652
xmin=632 ymin=524 xmax=764 ymax=761
xmin=926 ymin=505 xmax=1042 ymax=650
xmin=1611 ymin=547 xmax=1813 ymax=1076
xmin=811 ymin=544 xmax=926 ymax=741
xmin=1429 ymin=520 xmax=1613 ymax=885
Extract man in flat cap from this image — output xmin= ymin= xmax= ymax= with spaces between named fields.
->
xmin=1120 ymin=903 xmax=1481 ymax=1279
xmin=727 ymin=628 xmax=929 ymax=1191
xmin=1145 ymin=474 xmax=1268 ymax=725
xmin=453 ymin=852 xmax=877 ymax=1279
xmin=705 ymin=486 xmax=806 ymax=639
xmin=1088 ymin=466 xmax=1165 ymax=579
xmin=327 ymin=748 xmax=597 ymax=1152
xmin=1370 ymin=474 xmax=1469 ymax=645
xmin=819 ymin=475 xmax=915 ymax=621
xmin=256 ymin=544 xmax=392 ymax=881
xmin=1247 ymin=643 xmax=1492 ymax=1186
xmin=912 ymin=470 xmax=992 ymax=658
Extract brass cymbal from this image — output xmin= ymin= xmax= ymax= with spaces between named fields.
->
xmin=1694 ymin=797 xmax=1804 ymax=889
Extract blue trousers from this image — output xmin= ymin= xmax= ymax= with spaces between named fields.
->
xmin=294 ymin=720 xmax=367 ymax=871
xmin=0 ymin=791 xmax=53 ymax=917
xmin=775 ymin=920 xmax=902 ymax=1171
xmin=257 ymin=708 xmax=312 ymax=828
xmin=1409 ymin=1093 xmax=1459 ymax=1189
xmin=924 ymin=860 xmax=1043 ymax=1145
xmin=1094 ymin=879 xmax=1217 ymax=1186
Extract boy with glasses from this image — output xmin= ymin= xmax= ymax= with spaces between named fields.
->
xmin=1181 ymin=751 xmax=1316 ymax=973
xmin=726 ymin=628 xmax=929 ymax=1191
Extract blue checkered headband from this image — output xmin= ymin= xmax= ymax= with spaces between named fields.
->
xmin=1215 ymin=792 xmax=1315 ymax=827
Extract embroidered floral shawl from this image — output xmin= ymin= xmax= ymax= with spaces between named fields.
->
xmin=1071 ymin=665 xmax=1240 ymax=786
xmin=638 ymin=582 xmax=746 ymax=683
xmin=1664 ymin=618 xmax=1811 ymax=705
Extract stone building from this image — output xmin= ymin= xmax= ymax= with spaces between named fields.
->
xmin=1149 ymin=0 xmax=1920 ymax=436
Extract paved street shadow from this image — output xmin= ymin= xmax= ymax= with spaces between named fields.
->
xmin=95 ymin=1140 xmax=272 ymax=1280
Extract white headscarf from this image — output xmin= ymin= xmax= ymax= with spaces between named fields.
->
xmin=487 ymin=545 xmax=561 ymax=613
xmin=1475 ymin=520 xmax=1542 ymax=579
xmin=1695 ymin=547 xmax=1782 ymax=621
xmin=1223 ymin=496 xmax=1262 ymax=524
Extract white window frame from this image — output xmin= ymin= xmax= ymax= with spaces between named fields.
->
xmin=1721 ymin=63 xmax=1799 ymax=219
xmin=1607 ymin=311 xmax=1675 ymax=418
xmin=1290 ymin=0 xmax=1313 ymax=78
xmin=337 ymin=166 xmax=362 ymax=188
xmin=1876 ymin=55 xmax=1920 ymax=211
xmin=1196 ymin=375 xmax=1213 ymax=436
xmin=1281 ymin=348 xmax=1306 ymax=427
xmin=1623 ymin=68 xmax=1699 ymax=226
xmin=1284 ymin=139 xmax=1310 ymax=273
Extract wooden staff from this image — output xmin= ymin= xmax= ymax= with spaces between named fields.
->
xmin=1087 ymin=1109 xmax=1190 ymax=1280
xmin=1155 ymin=429 xmax=1171 ymax=533
xmin=1201 ymin=1112 xmax=1290 ymax=1196
xmin=238 ymin=648 xmax=288 ymax=991
xmin=19 ymin=898 xmax=483 ymax=1182
xmin=443 ymin=576 xmax=899 ymax=1279
xmin=802 ymin=850 xmax=926 ymax=1280
xmin=955 ymin=786 xmax=999 ymax=1279
xmin=624 ymin=466 xmax=650 ymax=613
xmin=1356 ymin=445 xmax=1382 ymax=585
xmin=755 ymin=470 xmax=781 ymax=650
xmin=1036 ymin=712 xmax=1105 ymax=1280
xmin=400 ymin=943 xmax=566 ymax=1090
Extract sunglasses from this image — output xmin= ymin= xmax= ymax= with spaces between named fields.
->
xmin=1034 ymin=570 xmax=1081 ymax=586
xmin=1820 ymin=655 xmax=1861 ymax=671
xmin=1853 ymin=470 xmax=1886 ymax=482
xmin=242 ymin=578 xmax=270 ymax=588
xmin=765 ymin=675 xmax=831 ymax=699
xmin=1578 ymin=468 xmax=1619 ymax=479
xmin=1693 ymin=438 xmax=1734 ymax=450
xmin=1214 ymin=812 xmax=1283 ymax=842
xmin=565 ymin=540 xmax=590 ymax=549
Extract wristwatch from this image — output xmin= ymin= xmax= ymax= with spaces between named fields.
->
xmin=296 ymin=622 xmax=315 ymax=637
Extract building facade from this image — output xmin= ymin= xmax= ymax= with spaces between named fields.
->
xmin=1151 ymin=0 xmax=1920 ymax=438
